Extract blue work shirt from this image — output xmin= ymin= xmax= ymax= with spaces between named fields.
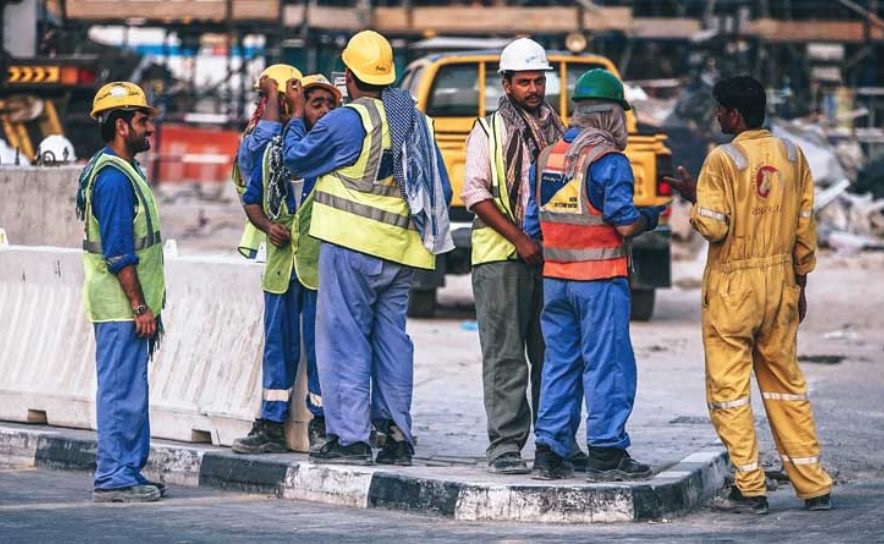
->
xmin=237 ymin=120 xmax=282 ymax=179
xmin=524 ymin=128 xmax=641 ymax=240
xmin=283 ymin=108 xmax=453 ymax=205
xmin=91 ymin=147 xmax=144 ymax=274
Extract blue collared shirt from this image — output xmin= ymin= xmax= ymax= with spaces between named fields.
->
xmin=525 ymin=128 xmax=640 ymax=240
xmin=92 ymin=147 xmax=143 ymax=274
xmin=237 ymin=120 xmax=282 ymax=178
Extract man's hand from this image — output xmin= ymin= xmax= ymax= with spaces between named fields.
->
xmin=664 ymin=166 xmax=697 ymax=204
xmin=515 ymin=234 xmax=543 ymax=266
xmin=134 ymin=309 xmax=157 ymax=339
xmin=285 ymin=78 xmax=304 ymax=118
xmin=267 ymin=223 xmax=291 ymax=248
xmin=259 ymin=76 xmax=279 ymax=100
xmin=798 ymin=286 xmax=807 ymax=323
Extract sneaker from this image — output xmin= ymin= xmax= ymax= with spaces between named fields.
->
xmin=532 ymin=445 xmax=574 ymax=480
xmin=585 ymin=446 xmax=652 ymax=481
xmin=309 ymin=437 xmax=373 ymax=465
xmin=488 ymin=451 xmax=531 ymax=475
xmin=376 ymin=437 xmax=414 ymax=466
xmin=570 ymin=448 xmax=589 ymax=473
xmin=308 ymin=416 xmax=327 ymax=449
xmin=805 ymin=493 xmax=832 ymax=511
xmin=710 ymin=486 xmax=769 ymax=515
xmin=231 ymin=419 xmax=287 ymax=454
xmin=93 ymin=484 xmax=161 ymax=503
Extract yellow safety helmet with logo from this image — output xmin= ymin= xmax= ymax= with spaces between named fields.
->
xmin=301 ymin=74 xmax=343 ymax=104
xmin=253 ymin=64 xmax=303 ymax=91
xmin=90 ymin=81 xmax=158 ymax=121
xmin=341 ymin=30 xmax=396 ymax=86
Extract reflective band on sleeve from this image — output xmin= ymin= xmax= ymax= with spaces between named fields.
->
xmin=720 ymin=144 xmax=748 ymax=170
xmin=735 ymin=461 xmax=759 ymax=472
xmin=708 ymin=397 xmax=750 ymax=410
xmin=308 ymin=392 xmax=323 ymax=408
xmin=782 ymin=455 xmax=819 ymax=465
xmin=698 ymin=208 xmax=727 ymax=222
xmin=781 ymin=138 xmax=797 ymax=162
xmin=762 ymin=392 xmax=808 ymax=401
xmin=263 ymin=388 xmax=292 ymax=402
xmin=83 ymin=231 xmax=162 ymax=254
xmin=799 ymin=210 xmax=812 ymax=218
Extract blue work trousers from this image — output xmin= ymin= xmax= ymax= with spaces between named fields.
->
xmin=261 ymin=276 xmax=323 ymax=422
xmin=94 ymin=321 xmax=151 ymax=490
xmin=315 ymin=242 xmax=416 ymax=447
xmin=534 ymin=277 xmax=637 ymax=459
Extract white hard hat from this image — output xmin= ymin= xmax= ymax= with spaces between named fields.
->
xmin=36 ymin=135 xmax=77 ymax=165
xmin=498 ymin=38 xmax=552 ymax=74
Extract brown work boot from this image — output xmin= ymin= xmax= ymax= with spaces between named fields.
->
xmin=710 ymin=486 xmax=769 ymax=515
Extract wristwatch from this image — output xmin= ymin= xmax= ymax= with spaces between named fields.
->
xmin=133 ymin=304 xmax=148 ymax=317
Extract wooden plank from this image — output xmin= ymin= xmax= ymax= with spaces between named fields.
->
xmin=630 ymin=17 xmax=702 ymax=39
xmin=284 ymin=5 xmax=363 ymax=30
xmin=748 ymin=18 xmax=884 ymax=42
xmin=65 ymin=0 xmax=279 ymax=22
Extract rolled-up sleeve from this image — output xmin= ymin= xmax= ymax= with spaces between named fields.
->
xmin=690 ymin=151 xmax=731 ymax=243
xmin=462 ymin=123 xmax=494 ymax=211
xmin=92 ymin=169 xmax=138 ymax=274
xmin=238 ymin=120 xmax=281 ymax=176
xmin=793 ymin=151 xmax=817 ymax=275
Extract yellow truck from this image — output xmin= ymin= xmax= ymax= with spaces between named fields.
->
xmin=400 ymin=51 xmax=673 ymax=320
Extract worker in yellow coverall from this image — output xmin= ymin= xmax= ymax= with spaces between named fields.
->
xmin=667 ymin=75 xmax=832 ymax=515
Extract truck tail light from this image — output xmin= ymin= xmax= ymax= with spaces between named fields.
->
xmin=60 ymin=66 xmax=98 ymax=86
xmin=656 ymin=153 xmax=674 ymax=217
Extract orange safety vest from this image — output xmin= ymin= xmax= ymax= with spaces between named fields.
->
xmin=535 ymin=139 xmax=628 ymax=281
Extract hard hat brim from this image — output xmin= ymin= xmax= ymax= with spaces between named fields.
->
xmin=497 ymin=64 xmax=554 ymax=75
xmin=91 ymin=104 xmax=159 ymax=121
xmin=304 ymin=81 xmax=343 ymax=104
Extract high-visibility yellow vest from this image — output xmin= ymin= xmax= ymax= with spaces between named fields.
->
xmin=232 ymin=143 xmax=265 ymax=259
xmin=81 ymin=152 xmax=165 ymax=322
xmin=309 ymin=97 xmax=435 ymax=270
xmin=470 ymin=112 xmax=518 ymax=265
xmin=259 ymin=144 xmax=296 ymax=294
xmin=292 ymin=187 xmax=320 ymax=290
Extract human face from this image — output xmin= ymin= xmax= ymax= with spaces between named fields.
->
xmin=304 ymin=88 xmax=337 ymax=130
xmin=715 ymin=103 xmax=739 ymax=135
xmin=123 ymin=110 xmax=154 ymax=154
xmin=502 ymin=71 xmax=546 ymax=112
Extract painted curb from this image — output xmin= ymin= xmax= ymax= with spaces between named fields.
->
xmin=0 ymin=425 xmax=728 ymax=523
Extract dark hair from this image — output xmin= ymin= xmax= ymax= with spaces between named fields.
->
xmin=351 ymin=73 xmax=387 ymax=94
xmin=99 ymin=109 xmax=137 ymax=142
xmin=501 ymin=70 xmax=514 ymax=82
xmin=713 ymin=75 xmax=766 ymax=128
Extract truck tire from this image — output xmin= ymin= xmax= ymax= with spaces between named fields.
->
xmin=630 ymin=288 xmax=655 ymax=322
xmin=408 ymin=288 xmax=437 ymax=318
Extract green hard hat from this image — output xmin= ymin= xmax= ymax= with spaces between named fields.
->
xmin=572 ymin=68 xmax=631 ymax=110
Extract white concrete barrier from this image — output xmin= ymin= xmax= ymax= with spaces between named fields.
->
xmin=0 ymin=246 xmax=312 ymax=451
xmin=0 ymin=167 xmax=83 ymax=248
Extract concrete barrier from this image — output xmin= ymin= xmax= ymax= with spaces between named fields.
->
xmin=0 ymin=246 xmax=312 ymax=451
xmin=0 ymin=166 xmax=83 ymax=248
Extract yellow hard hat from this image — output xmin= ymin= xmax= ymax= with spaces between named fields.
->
xmin=253 ymin=64 xmax=303 ymax=91
xmin=90 ymin=81 xmax=158 ymax=120
xmin=301 ymin=74 xmax=343 ymax=104
xmin=341 ymin=30 xmax=396 ymax=86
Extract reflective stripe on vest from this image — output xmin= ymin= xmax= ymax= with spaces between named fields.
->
xmin=470 ymin=112 xmax=518 ymax=265
xmin=308 ymin=98 xmax=435 ymax=270
xmin=535 ymin=139 xmax=627 ymax=281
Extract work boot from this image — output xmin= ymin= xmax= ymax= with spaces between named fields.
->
xmin=309 ymin=437 xmax=373 ymax=466
xmin=585 ymin=446 xmax=652 ymax=481
xmin=531 ymin=445 xmax=574 ymax=480
xmin=92 ymin=484 xmax=161 ymax=503
xmin=710 ymin=486 xmax=769 ymax=515
xmin=805 ymin=493 xmax=832 ymax=511
xmin=376 ymin=436 xmax=414 ymax=466
xmin=570 ymin=447 xmax=589 ymax=472
xmin=488 ymin=452 xmax=531 ymax=475
xmin=308 ymin=416 xmax=327 ymax=449
xmin=231 ymin=419 xmax=287 ymax=454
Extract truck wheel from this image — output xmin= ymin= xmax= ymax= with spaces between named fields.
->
xmin=408 ymin=288 xmax=437 ymax=318
xmin=630 ymin=288 xmax=655 ymax=321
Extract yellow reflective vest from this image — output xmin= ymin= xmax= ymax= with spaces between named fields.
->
xmin=81 ymin=152 xmax=165 ymax=322
xmin=470 ymin=112 xmax=518 ymax=265
xmin=309 ymin=97 xmax=435 ymax=270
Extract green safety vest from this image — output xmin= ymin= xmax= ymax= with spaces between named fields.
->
xmin=470 ymin=112 xmax=518 ymax=265
xmin=81 ymin=152 xmax=165 ymax=322
xmin=231 ymin=149 xmax=266 ymax=258
xmin=309 ymin=98 xmax=435 ymax=270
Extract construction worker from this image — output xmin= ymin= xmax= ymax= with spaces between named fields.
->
xmin=667 ymin=75 xmax=832 ymax=514
xmin=525 ymin=69 xmax=660 ymax=481
xmin=283 ymin=30 xmax=453 ymax=466
xmin=232 ymin=64 xmax=303 ymax=258
xmin=463 ymin=37 xmax=586 ymax=474
xmin=75 ymin=82 xmax=165 ymax=502
xmin=232 ymin=74 xmax=342 ymax=454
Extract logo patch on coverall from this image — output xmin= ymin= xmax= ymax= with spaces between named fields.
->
xmin=755 ymin=165 xmax=779 ymax=199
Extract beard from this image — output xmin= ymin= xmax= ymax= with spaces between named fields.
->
xmin=128 ymin=133 xmax=151 ymax=154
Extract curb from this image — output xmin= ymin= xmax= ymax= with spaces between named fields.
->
xmin=0 ymin=424 xmax=728 ymax=523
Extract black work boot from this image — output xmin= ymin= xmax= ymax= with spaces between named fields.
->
xmin=488 ymin=452 xmax=531 ymax=475
xmin=93 ymin=484 xmax=161 ymax=503
xmin=231 ymin=419 xmax=287 ymax=454
xmin=308 ymin=416 xmax=327 ymax=449
xmin=711 ymin=486 xmax=769 ymax=515
xmin=309 ymin=437 xmax=373 ymax=466
xmin=532 ymin=445 xmax=574 ymax=480
xmin=805 ymin=493 xmax=832 ymax=511
xmin=585 ymin=446 xmax=652 ymax=481
xmin=376 ymin=436 xmax=414 ymax=466
xmin=570 ymin=447 xmax=589 ymax=472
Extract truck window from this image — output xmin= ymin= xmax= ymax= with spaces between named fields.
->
xmin=485 ymin=62 xmax=563 ymax=116
xmin=426 ymin=63 xmax=479 ymax=117
xmin=565 ymin=63 xmax=606 ymax=116
xmin=399 ymin=64 xmax=424 ymax=97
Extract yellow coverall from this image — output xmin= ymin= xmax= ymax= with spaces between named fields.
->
xmin=691 ymin=129 xmax=832 ymax=500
